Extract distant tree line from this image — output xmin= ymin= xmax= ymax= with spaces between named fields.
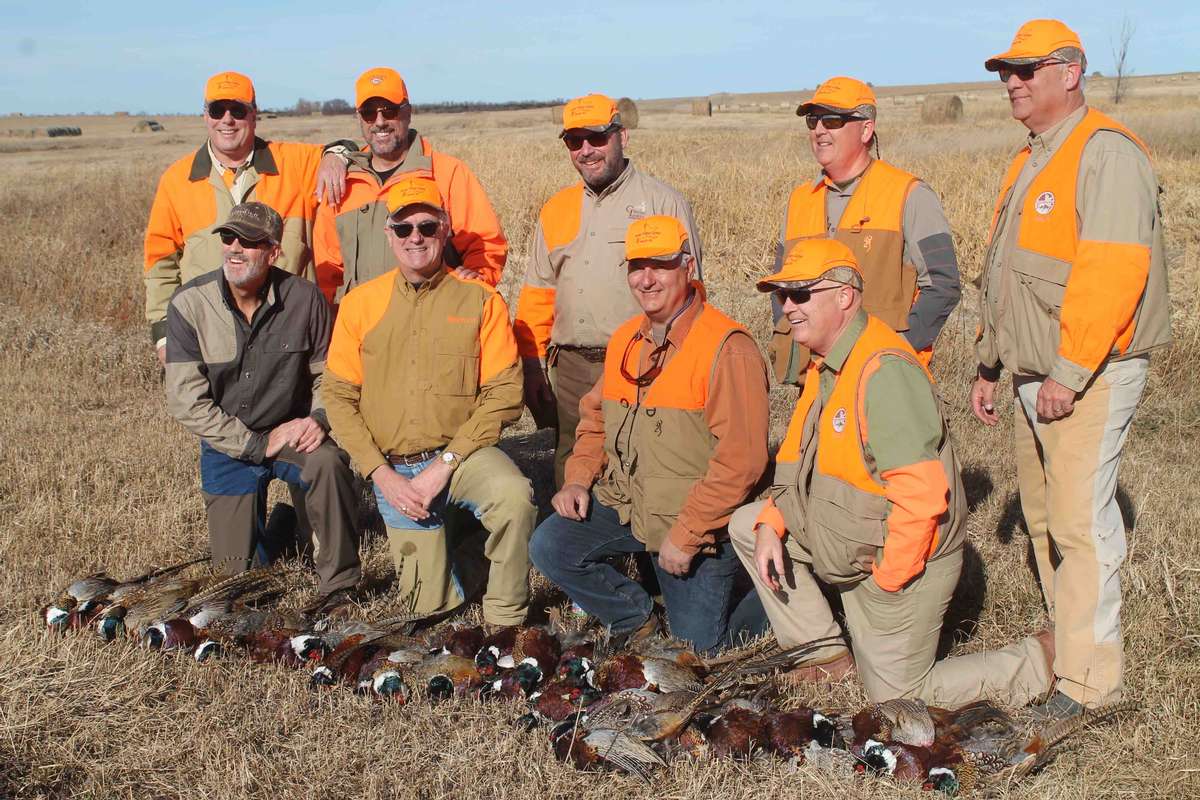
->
xmin=262 ymin=98 xmax=563 ymax=116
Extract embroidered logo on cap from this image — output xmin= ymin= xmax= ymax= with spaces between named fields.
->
xmin=371 ymin=76 xmax=383 ymax=85
xmin=1035 ymin=191 xmax=1055 ymax=215
xmin=832 ymin=408 xmax=847 ymax=433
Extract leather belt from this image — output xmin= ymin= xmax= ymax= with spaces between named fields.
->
xmin=386 ymin=447 xmax=444 ymax=466
xmin=557 ymin=345 xmax=607 ymax=364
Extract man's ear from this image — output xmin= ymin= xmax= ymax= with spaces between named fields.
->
xmin=860 ymin=119 xmax=875 ymax=147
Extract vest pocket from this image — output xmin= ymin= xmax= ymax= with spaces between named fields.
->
xmin=1009 ymin=256 xmax=1069 ymax=373
xmin=636 ymin=474 xmax=703 ymax=552
xmin=806 ymin=476 xmax=888 ymax=586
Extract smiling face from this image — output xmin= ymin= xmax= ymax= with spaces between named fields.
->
xmin=779 ymin=280 xmax=858 ymax=356
xmin=566 ymin=126 xmax=628 ymax=191
xmin=808 ymin=114 xmax=873 ymax=179
xmin=1004 ymin=59 xmax=1082 ymax=134
xmin=627 ymin=254 xmax=694 ymax=326
xmin=221 ymin=235 xmax=278 ymax=290
xmin=205 ymin=102 xmax=257 ymax=164
xmin=386 ymin=206 xmax=447 ymax=283
xmin=358 ymin=98 xmax=413 ymax=163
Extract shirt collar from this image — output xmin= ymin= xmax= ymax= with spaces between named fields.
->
xmin=585 ymin=159 xmax=635 ymax=200
xmin=1028 ymin=105 xmax=1088 ymax=158
xmin=820 ymin=309 xmax=868 ymax=373
xmin=637 ymin=284 xmax=702 ymax=347
xmin=207 ymin=141 xmax=254 ymax=175
xmin=219 ymin=266 xmax=278 ymax=319
xmin=393 ymin=264 xmax=448 ymax=296
xmin=818 ymin=159 xmax=873 ymax=194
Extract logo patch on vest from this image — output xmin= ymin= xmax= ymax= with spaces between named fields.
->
xmin=831 ymin=408 xmax=847 ymax=433
xmin=862 ymin=235 xmax=873 ymax=252
xmin=1034 ymin=191 xmax=1055 ymax=215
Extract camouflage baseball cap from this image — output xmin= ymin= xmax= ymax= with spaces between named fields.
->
xmin=214 ymin=202 xmax=282 ymax=245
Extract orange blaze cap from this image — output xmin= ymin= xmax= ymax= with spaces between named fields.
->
xmin=561 ymin=93 xmax=620 ymax=136
xmin=757 ymin=238 xmax=862 ymax=291
xmin=205 ymin=71 xmax=255 ymax=105
xmin=625 ymin=215 xmax=690 ymax=262
xmin=386 ymin=176 xmax=444 ymax=217
xmin=985 ymin=19 xmax=1083 ymax=71
xmin=356 ymin=67 xmax=409 ymax=108
xmin=796 ymin=76 xmax=876 ymax=117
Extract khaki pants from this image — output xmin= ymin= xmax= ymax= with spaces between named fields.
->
xmin=1013 ymin=356 xmax=1149 ymax=706
xmin=378 ymin=447 xmax=536 ymax=626
xmin=201 ymin=441 xmax=361 ymax=594
xmin=550 ymin=347 xmax=605 ymax=489
xmin=729 ymin=501 xmax=1051 ymax=705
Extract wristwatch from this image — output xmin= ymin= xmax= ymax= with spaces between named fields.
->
xmin=440 ymin=451 xmax=461 ymax=470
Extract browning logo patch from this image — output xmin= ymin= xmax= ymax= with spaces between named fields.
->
xmin=862 ymin=235 xmax=873 ymax=252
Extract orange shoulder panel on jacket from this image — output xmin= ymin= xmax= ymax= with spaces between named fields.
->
xmin=254 ymin=141 xmax=322 ymax=220
xmin=539 ymin=183 xmax=585 ymax=252
xmin=513 ymin=286 xmax=557 ymax=358
xmin=474 ymin=285 xmax=519 ymax=385
xmin=144 ymin=156 xmax=217 ymax=270
xmin=326 ymin=271 xmax=397 ymax=385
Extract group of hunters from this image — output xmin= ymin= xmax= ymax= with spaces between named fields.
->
xmin=151 ymin=18 xmax=1170 ymax=724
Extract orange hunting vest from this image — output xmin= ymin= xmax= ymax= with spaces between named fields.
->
xmin=594 ymin=302 xmax=745 ymax=552
xmin=984 ymin=108 xmax=1170 ymax=375
xmin=771 ymin=316 xmax=964 ymax=585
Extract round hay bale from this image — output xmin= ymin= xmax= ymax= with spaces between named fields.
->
xmin=616 ymin=97 xmax=639 ymax=129
xmin=550 ymin=104 xmax=564 ymax=125
xmin=920 ymin=94 xmax=963 ymax=124
xmin=691 ymin=98 xmax=713 ymax=117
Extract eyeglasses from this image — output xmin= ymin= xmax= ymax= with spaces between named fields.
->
xmin=358 ymin=103 xmax=408 ymax=122
xmin=619 ymin=334 xmax=670 ymax=387
xmin=773 ymin=285 xmax=842 ymax=305
xmin=997 ymin=59 xmax=1067 ymax=82
xmin=804 ymin=113 xmax=861 ymax=131
xmin=218 ymin=231 xmax=270 ymax=249
xmin=389 ymin=220 xmax=441 ymax=238
xmin=206 ymin=101 xmax=251 ymax=120
xmin=563 ymin=126 xmax=618 ymax=151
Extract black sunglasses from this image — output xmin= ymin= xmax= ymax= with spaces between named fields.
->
xmin=206 ymin=101 xmax=251 ymax=120
xmin=563 ymin=126 xmax=618 ymax=151
xmin=804 ymin=113 xmax=861 ymax=131
xmin=774 ymin=285 xmax=841 ymax=305
xmin=997 ymin=59 xmax=1067 ymax=82
xmin=358 ymin=103 xmax=407 ymax=122
xmin=619 ymin=334 xmax=670 ymax=387
xmin=389 ymin=220 xmax=441 ymax=238
xmin=218 ymin=231 xmax=270 ymax=249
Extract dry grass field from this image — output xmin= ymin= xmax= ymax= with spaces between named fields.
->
xmin=2 ymin=73 xmax=1199 ymax=798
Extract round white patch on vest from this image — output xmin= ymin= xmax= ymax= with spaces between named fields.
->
xmin=832 ymin=408 xmax=847 ymax=433
xmin=1035 ymin=191 xmax=1055 ymax=215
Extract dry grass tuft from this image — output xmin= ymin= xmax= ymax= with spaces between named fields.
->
xmin=2 ymin=82 xmax=1199 ymax=798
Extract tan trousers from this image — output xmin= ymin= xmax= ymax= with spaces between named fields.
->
xmin=1013 ymin=356 xmax=1149 ymax=706
xmin=549 ymin=348 xmax=605 ymax=489
xmin=383 ymin=447 xmax=536 ymax=626
xmin=729 ymin=501 xmax=1052 ymax=705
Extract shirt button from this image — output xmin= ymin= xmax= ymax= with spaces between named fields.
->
xmin=247 ymin=344 xmax=253 ymax=350
xmin=589 ymin=232 xmax=595 ymax=237
xmin=577 ymin=289 xmax=583 ymax=294
xmin=244 ymin=371 xmax=251 ymax=379
xmin=578 ymin=318 xmax=585 ymax=324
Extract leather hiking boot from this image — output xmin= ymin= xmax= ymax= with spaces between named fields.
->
xmin=781 ymin=650 xmax=855 ymax=686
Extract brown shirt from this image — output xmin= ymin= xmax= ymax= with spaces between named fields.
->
xmin=565 ymin=293 xmax=770 ymax=553
xmin=322 ymin=267 xmax=522 ymax=478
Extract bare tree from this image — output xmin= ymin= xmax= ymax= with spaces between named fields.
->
xmin=1111 ymin=16 xmax=1136 ymax=104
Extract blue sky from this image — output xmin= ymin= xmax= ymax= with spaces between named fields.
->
xmin=2 ymin=1 xmax=1196 ymax=114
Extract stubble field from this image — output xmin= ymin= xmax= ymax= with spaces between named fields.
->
xmin=1 ymin=75 xmax=1198 ymax=798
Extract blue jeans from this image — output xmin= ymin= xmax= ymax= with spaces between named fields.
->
xmin=530 ymin=496 xmax=738 ymax=655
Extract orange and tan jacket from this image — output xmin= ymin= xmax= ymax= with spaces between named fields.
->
xmin=977 ymin=107 xmax=1170 ymax=391
xmin=771 ymin=159 xmax=950 ymax=381
xmin=144 ymin=137 xmax=324 ymax=343
xmin=320 ymin=267 xmax=522 ymax=479
xmin=513 ymin=162 xmax=702 ymax=359
xmin=313 ymin=131 xmax=507 ymax=303
xmin=756 ymin=312 xmax=965 ymax=591
xmin=568 ymin=297 xmax=768 ymax=554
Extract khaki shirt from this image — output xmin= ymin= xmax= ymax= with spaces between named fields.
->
xmin=978 ymin=105 xmax=1159 ymax=381
xmin=515 ymin=161 xmax=702 ymax=357
xmin=322 ymin=267 xmax=523 ymax=478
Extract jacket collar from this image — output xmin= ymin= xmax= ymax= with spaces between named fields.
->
xmin=584 ymin=159 xmax=636 ymax=200
xmin=1026 ymin=105 xmax=1087 ymax=159
xmin=818 ymin=309 xmax=869 ymax=374
xmin=189 ymin=137 xmax=277 ymax=182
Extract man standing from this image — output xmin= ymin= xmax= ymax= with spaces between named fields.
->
xmin=770 ymin=76 xmax=960 ymax=384
xmin=313 ymin=67 xmax=507 ymax=302
xmin=514 ymin=93 xmax=703 ymax=487
xmin=731 ymin=238 xmax=1053 ymax=705
xmin=530 ymin=216 xmax=768 ymax=655
xmin=146 ymin=70 xmax=347 ymax=363
xmin=322 ymin=177 xmax=535 ymax=627
xmin=165 ymin=202 xmax=361 ymax=613
xmin=971 ymin=20 xmax=1170 ymax=718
